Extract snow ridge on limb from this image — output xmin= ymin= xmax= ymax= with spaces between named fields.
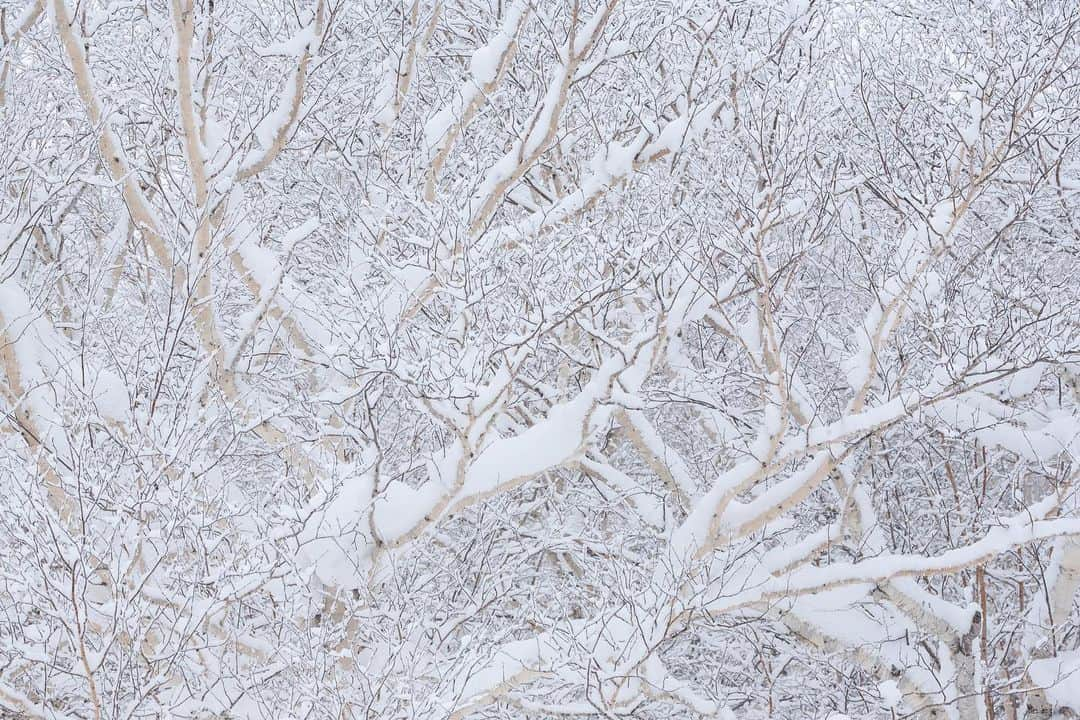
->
xmin=372 ymin=332 xmax=650 ymax=552
xmin=0 ymin=280 xmax=130 ymax=547
xmin=224 ymin=217 xmax=320 ymax=371
xmin=172 ymin=0 xmax=224 ymax=379
xmin=0 ymin=0 xmax=42 ymax=47
xmin=423 ymin=0 xmax=529 ymax=202
xmin=371 ymin=278 xmax=710 ymax=557
xmin=707 ymin=500 xmax=1080 ymax=613
xmin=509 ymin=99 xmax=723 ymax=242
xmin=1022 ymin=535 xmax=1080 ymax=716
xmin=0 ymin=0 xmax=44 ymax=106
xmin=443 ymin=496 xmax=1079 ymax=719
xmin=619 ymin=407 xmax=698 ymax=506
xmin=49 ymin=0 xmax=175 ymax=280
xmin=467 ymin=0 xmax=619 ymax=236
xmin=236 ymin=0 xmax=325 ymax=181
xmin=374 ymin=0 xmax=442 ymax=135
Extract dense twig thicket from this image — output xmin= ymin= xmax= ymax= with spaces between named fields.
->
xmin=1 ymin=1 xmax=1079 ymax=718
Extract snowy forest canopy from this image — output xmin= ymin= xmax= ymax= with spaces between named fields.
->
xmin=0 ymin=0 xmax=1079 ymax=719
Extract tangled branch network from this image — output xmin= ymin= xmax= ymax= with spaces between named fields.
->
xmin=0 ymin=1 xmax=1079 ymax=718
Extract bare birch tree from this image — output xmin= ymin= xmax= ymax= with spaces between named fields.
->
xmin=1 ymin=1 xmax=1079 ymax=719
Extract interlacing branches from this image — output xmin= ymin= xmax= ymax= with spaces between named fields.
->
xmin=0 ymin=2 xmax=1078 ymax=720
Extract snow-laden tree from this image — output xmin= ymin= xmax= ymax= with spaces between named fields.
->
xmin=1 ymin=0 xmax=1079 ymax=718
